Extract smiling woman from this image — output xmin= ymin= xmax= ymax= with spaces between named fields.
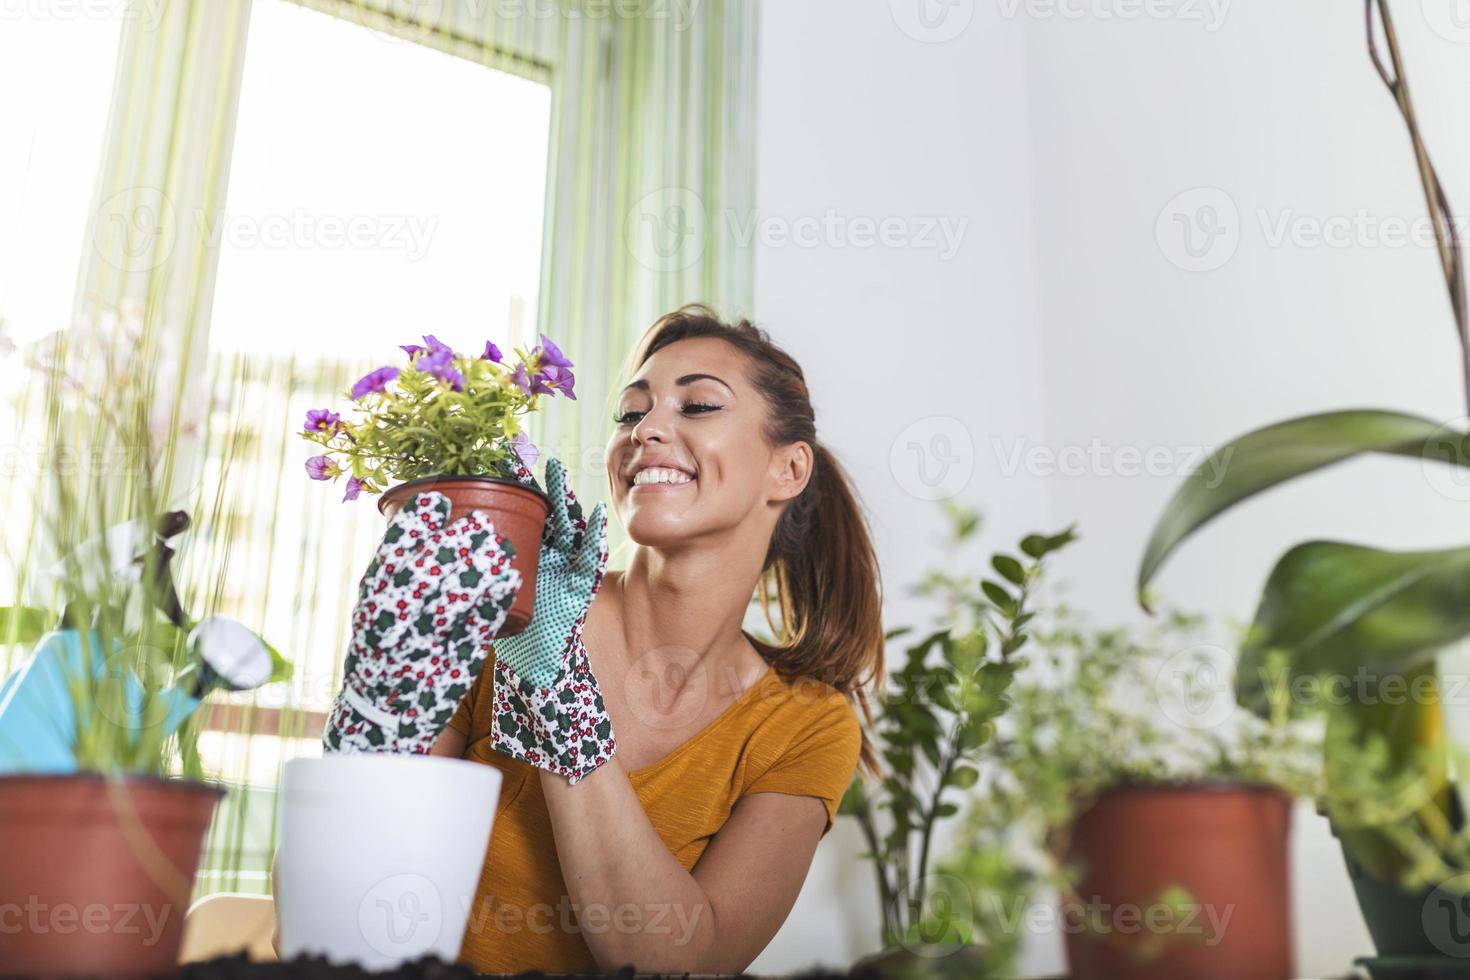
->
xmin=428 ymin=305 xmax=885 ymax=974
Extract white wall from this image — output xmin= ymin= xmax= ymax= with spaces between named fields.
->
xmin=750 ymin=0 xmax=1047 ymax=973
xmin=752 ymin=1 xmax=1470 ymax=977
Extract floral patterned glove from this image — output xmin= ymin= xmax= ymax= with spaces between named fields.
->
xmin=490 ymin=457 xmax=613 ymax=783
xmin=324 ymin=490 xmax=521 ymax=754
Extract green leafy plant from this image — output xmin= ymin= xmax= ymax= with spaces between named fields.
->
xmin=1137 ymin=0 xmax=1470 ymax=889
xmin=2 ymin=311 xmax=281 ymax=777
xmin=840 ymin=503 xmax=1076 ymax=956
xmin=940 ymin=610 xmax=1322 ymax=973
xmin=300 ymin=333 xmax=575 ymax=501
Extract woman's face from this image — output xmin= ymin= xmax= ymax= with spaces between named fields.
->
xmin=605 ymin=336 xmax=810 ymax=550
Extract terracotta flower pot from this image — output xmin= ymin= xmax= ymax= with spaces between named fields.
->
xmin=0 ymin=772 xmax=224 ymax=977
xmin=1062 ymin=781 xmax=1294 ymax=980
xmin=378 ymin=475 xmax=550 ymax=639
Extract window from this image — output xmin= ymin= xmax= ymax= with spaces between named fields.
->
xmin=190 ymin=0 xmax=552 ymax=891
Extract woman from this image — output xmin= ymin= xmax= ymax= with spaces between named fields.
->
xmin=431 ymin=305 xmax=885 ymax=973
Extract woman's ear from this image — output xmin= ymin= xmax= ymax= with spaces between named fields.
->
xmin=770 ymin=441 xmax=814 ymax=503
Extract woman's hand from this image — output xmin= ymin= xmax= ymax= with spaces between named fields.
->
xmin=323 ymin=490 xmax=521 ymax=754
xmin=489 ymin=457 xmax=614 ymax=783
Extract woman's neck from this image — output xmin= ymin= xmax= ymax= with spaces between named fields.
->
xmin=613 ymin=542 xmax=769 ymax=688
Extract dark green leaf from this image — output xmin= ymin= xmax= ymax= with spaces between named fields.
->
xmin=1237 ymin=540 xmax=1470 ymax=715
xmin=992 ymin=555 xmax=1026 ymax=585
xmin=1139 ymin=410 xmax=1465 ymax=608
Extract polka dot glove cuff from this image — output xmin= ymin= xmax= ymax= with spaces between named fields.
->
xmin=324 ymin=490 xmax=521 ymax=755
xmin=489 ymin=457 xmax=615 ymax=784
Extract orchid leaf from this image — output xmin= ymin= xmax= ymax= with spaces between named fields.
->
xmin=1236 ymin=540 xmax=1470 ymax=715
xmin=1139 ymin=410 xmax=1470 ymax=609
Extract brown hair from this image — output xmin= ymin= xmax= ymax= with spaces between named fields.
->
xmin=628 ymin=304 xmax=884 ymax=776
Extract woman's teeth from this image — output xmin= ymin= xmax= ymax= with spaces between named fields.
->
xmin=632 ymin=467 xmax=694 ymax=486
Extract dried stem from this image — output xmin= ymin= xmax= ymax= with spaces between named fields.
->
xmin=1367 ymin=0 xmax=1470 ymax=415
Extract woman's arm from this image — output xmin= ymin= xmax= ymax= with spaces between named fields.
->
xmin=429 ymin=723 xmax=467 ymax=758
xmin=539 ymin=758 xmax=828 ymax=974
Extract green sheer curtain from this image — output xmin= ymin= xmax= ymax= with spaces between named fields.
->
xmin=4 ymin=0 xmax=758 ymax=896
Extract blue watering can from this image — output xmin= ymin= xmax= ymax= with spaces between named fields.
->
xmin=0 ymin=511 xmax=273 ymax=774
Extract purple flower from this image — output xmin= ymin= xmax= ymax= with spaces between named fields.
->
xmin=423 ymin=334 xmax=452 ymax=354
xmin=351 ymin=366 xmax=400 ymax=400
xmin=342 ymin=476 xmax=364 ymax=502
xmin=511 ymin=431 xmax=539 ymax=468
xmin=540 ymin=364 xmax=577 ymax=400
xmin=303 ymin=409 xmax=341 ymax=435
xmin=482 ymin=341 xmax=502 ymax=362
xmin=306 ymin=455 xmax=340 ymax=481
xmin=511 ymin=362 xmax=554 ymax=397
xmin=400 ymin=344 xmax=425 ymax=359
xmin=537 ymin=334 xmax=573 ymax=370
xmin=417 ymin=348 xmax=464 ymax=391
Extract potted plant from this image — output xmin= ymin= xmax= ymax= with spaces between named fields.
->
xmin=942 ymin=611 xmax=1321 ymax=980
xmin=841 ymin=504 xmax=1076 ymax=978
xmin=1136 ymin=1 xmax=1470 ymax=965
xmin=0 ymin=318 xmax=284 ymax=975
xmin=300 ymin=332 xmax=577 ymax=637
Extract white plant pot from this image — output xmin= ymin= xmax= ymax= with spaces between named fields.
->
xmin=276 ymin=755 xmax=502 ymax=969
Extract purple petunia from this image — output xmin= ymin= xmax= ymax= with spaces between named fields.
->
xmin=351 ymin=366 xmax=400 ymax=400
xmin=342 ymin=476 xmax=364 ymax=502
xmin=537 ymin=333 xmax=573 ymax=370
xmin=482 ymin=340 xmax=502 ymax=363
xmin=511 ymin=362 xmax=552 ymax=398
xmin=416 ymin=347 xmax=465 ymax=391
xmin=400 ymin=344 xmax=425 ymax=359
xmin=539 ymin=364 xmax=577 ymax=400
xmin=306 ymin=455 xmax=340 ymax=481
xmin=511 ymin=431 xmax=539 ymax=468
xmin=303 ymin=408 xmax=341 ymax=435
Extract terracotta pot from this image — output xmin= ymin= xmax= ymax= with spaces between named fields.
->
xmin=0 ymin=772 xmax=224 ymax=977
xmin=378 ymin=476 xmax=550 ymax=639
xmin=1062 ymin=781 xmax=1293 ymax=980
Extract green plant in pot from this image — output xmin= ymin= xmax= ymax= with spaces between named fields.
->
xmin=1137 ymin=1 xmax=1470 ymax=962
xmin=941 ymin=610 xmax=1321 ymax=980
xmin=0 ymin=317 xmax=285 ymax=975
xmin=840 ymin=504 xmax=1076 ymax=978
xmin=300 ymin=333 xmax=577 ymax=637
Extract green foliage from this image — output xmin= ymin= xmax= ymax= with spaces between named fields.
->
xmin=303 ymin=342 xmax=565 ymax=496
xmin=840 ymin=503 xmax=1076 ymax=959
xmin=939 ymin=610 xmax=1321 ymax=973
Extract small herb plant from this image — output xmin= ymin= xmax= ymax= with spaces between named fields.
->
xmin=939 ymin=610 xmax=1322 ymax=973
xmin=840 ymin=503 xmax=1077 ymax=956
xmin=301 ymin=333 xmax=576 ymax=501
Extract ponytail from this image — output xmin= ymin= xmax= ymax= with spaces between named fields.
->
xmin=630 ymin=305 xmax=885 ymax=776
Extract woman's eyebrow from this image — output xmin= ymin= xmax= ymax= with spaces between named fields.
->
xmin=620 ymin=373 xmax=735 ymax=393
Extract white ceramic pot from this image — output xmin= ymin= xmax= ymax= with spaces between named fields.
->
xmin=276 ymin=755 xmax=502 ymax=969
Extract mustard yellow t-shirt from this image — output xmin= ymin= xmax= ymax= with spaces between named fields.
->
xmin=444 ymin=653 xmax=862 ymax=973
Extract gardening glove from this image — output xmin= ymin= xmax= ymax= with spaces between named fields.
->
xmin=490 ymin=456 xmax=614 ymax=783
xmin=323 ymin=490 xmax=522 ymax=755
